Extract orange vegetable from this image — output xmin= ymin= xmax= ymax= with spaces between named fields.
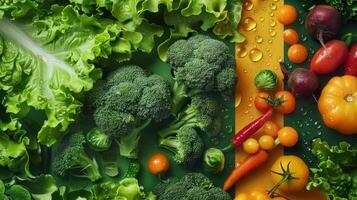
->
xmin=259 ymin=135 xmax=275 ymax=150
xmin=263 ymin=121 xmax=279 ymax=138
xmin=277 ymin=127 xmax=299 ymax=147
xmin=276 ymin=5 xmax=297 ymax=25
xmin=318 ymin=75 xmax=357 ymax=135
xmin=223 ymin=149 xmax=269 ymax=191
xmin=254 ymin=92 xmax=273 ymax=112
xmin=274 ymin=91 xmax=296 ymax=114
xmin=288 ymin=44 xmax=308 ymax=64
xmin=283 ymin=29 xmax=299 ymax=45
xmin=243 ymin=138 xmax=260 ymax=154
xmin=147 ymin=152 xmax=169 ymax=175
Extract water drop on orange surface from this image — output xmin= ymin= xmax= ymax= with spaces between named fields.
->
xmin=244 ymin=0 xmax=254 ymax=11
xmin=270 ymin=19 xmax=276 ymax=27
xmin=255 ymin=35 xmax=264 ymax=44
xmin=242 ymin=17 xmax=257 ymax=31
xmin=259 ymin=17 xmax=265 ymax=22
xmin=269 ymin=29 xmax=276 ymax=37
xmin=235 ymin=93 xmax=242 ymax=108
xmin=249 ymin=48 xmax=263 ymax=62
xmin=236 ymin=44 xmax=248 ymax=58
xmin=270 ymin=3 xmax=277 ymax=10
xmin=268 ymin=39 xmax=273 ymax=44
xmin=270 ymin=12 xmax=274 ymax=17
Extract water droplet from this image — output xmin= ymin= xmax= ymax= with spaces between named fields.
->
xmin=278 ymin=56 xmax=283 ymax=62
xmin=255 ymin=35 xmax=264 ymax=44
xmin=268 ymin=53 xmax=272 ymax=57
xmin=270 ymin=12 xmax=274 ymax=17
xmin=259 ymin=17 xmax=265 ymax=22
xmin=236 ymin=44 xmax=248 ymax=58
xmin=267 ymin=63 xmax=271 ymax=66
xmin=248 ymin=103 xmax=252 ymax=108
xmin=235 ymin=93 xmax=242 ymax=108
xmin=274 ymin=0 xmax=279 ymax=2
xmin=243 ymin=69 xmax=248 ymax=73
xmin=249 ymin=115 xmax=254 ymax=119
xmin=298 ymin=17 xmax=304 ymax=25
xmin=249 ymin=96 xmax=253 ymax=101
xmin=244 ymin=0 xmax=254 ymax=11
xmin=300 ymin=107 xmax=304 ymax=112
xmin=287 ymin=63 xmax=293 ymax=69
xmin=269 ymin=29 xmax=276 ymax=37
xmin=301 ymin=34 xmax=308 ymax=42
xmin=268 ymin=39 xmax=272 ymax=44
xmin=253 ymin=28 xmax=257 ymax=32
xmin=249 ymin=48 xmax=263 ymax=62
xmin=270 ymin=19 xmax=276 ymax=27
xmin=242 ymin=17 xmax=257 ymax=31
xmin=244 ymin=110 xmax=249 ymax=114
xmin=317 ymin=131 xmax=322 ymax=136
xmin=270 ymin=3 xmax=277 ymax=10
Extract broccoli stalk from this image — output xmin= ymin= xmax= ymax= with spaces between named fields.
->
xmin=159 ymin=126 xmax=204 ymax=167
xmin=53 ymin=132 xmax=101 ymax=181
xmin=117 ymin=119 xmax=151 ymax=159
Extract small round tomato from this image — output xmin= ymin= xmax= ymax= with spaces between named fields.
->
xmin=243 ymin=138 xmax=260 ymax=154
xmin=278 ymin=127 xmax=299 ymax=147
xmin=254 ymin=92 xmax=273 ymax=112
xmin=259 ymin=135 xmax=275 ymax=150
xmin=274 ymin=91 xmax=296 ymax=114
xmin=283 ymin=29 xmax=299 ymax=45
xmin=235 ymin=193 xmax=253 ymax=200
xmin=276 ymin=5 xmax=297 ymax=25
xmin=263 ymin=121 xmax=279 ymax=138
xmin=250 ymin=188 xmax=271 ymax=200
xmin=147 ymin=152 xmax=169 ymax=175
xmin=288 ymin=44 xmax=308 ymax=64
xmin=271 ymin=155 xmax=309 ymax=192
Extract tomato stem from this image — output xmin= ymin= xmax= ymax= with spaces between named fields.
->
xmin=268 ymin=161 xmax=299 ymax=197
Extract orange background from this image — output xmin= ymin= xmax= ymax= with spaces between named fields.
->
xmin=234 ymin=0 xmax=326 ymax=199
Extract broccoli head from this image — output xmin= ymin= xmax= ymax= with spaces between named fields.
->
xmin=92 ymin=65 xmax=172 ymax=159
xmin=159 ymin=126 xmax=204 ymax=167
xmin=53 ymin=132 xmax=101 ymax=181
xmin=167 ymin=34 xmax=237 ymax=114
xmin=180 ymin=173 xmax=214 ymax=190
xmin=158 ymin=94 xmax=219 ymax=138
xmin=185 ymin=187 xmax=232 ymax=200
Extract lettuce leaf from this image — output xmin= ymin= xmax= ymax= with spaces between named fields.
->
xmin=307 ymin=139 xmax=357 ymax=200
xmin=0 ymin=0 xmax=44 ymax=19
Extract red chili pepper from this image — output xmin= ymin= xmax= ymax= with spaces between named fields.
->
xmin=232 ymin=108 xmax=274 ymax=147
xmin=344 ymin=43 xmax=357 ymax=76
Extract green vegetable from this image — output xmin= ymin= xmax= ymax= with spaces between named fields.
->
xmin=86 ymin=128 xmax=112 ymax=152
xmin=92 ymin=178 xmax=155 ymax=200
xmin=124 ymin=161 xmax=141 ymax=178
xmin=307 ymin=139 xmax=357 ymax=200
xmin=158 ymin=94 xmax=220 ymax=138
xmin=154 ymin=173 xmax=232 ymax=200
xmin=203 ymin=148 xmax=225 ymax=174
xmin=254 ymin=69 xmax=278 ymax=91
xmin=324 ymin=0 xmax=357 ymax=21
xmin=103 ymin=162 xmax=119 ymax=177
xmin=159 ymin=126 xmax=204 ymax=167
xmin=53 ymin=132 xmax=101 ymax=181
xmin=167 ymin=35 xmax=237 ymax=114
xmin=91 ymin=65 xmax=172 ymax=159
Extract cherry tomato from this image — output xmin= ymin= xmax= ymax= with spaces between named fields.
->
xmin=278 ymin=127 xmax=299 ymax=147
xmin=254 ymin=92 xmax=273 ymax=112
xmin=243 ymin=138 xmax=260 ymax=154
xmin=274 ymin=91 xmax=296 ymax=114
xmin=276 ymin=5 xmax=297 ymax=25
xmin=250 ymin=188 xmax=271 ymax=200
xmin=283 ymin=29 xmax=299 ymax=45
xmin=259 ymin=135 xmax=275 ymax=150
xmin=311 ymin=40 xmax=349 ymax=74
xmin=235 ymin=193 xmax=253 ymax=200
xmin=288 ymin=44 xmax=308 ymax=64
xmin=147 ymin=152 xmax=169 ymax=175
xmin=263 ymin=121 xmax=279 ymax=138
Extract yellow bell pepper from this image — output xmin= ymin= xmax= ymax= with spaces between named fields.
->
xmin=318 ymin=75 xmax=357 ymax=135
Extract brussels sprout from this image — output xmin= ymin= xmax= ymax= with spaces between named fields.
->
xmin=86 ymin=128 xmax=112 ymax=151
xmin=254 ymin=69 xmax=278 ymax=91
xmin=203 ymin=148 xmax=225 ymax=174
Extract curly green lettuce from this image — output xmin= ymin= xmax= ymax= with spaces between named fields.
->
xmin=324 ymin=0 xmax=357 ymax=21
xmin=0 ymin=0 xmax=44 ymax=19
xmin=307 ymin=139 xmax=357 ymax=200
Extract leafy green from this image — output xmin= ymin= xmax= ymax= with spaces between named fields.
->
xmin=0 ymin=0 xmax=44 ymax=19
xmin=324 ymin=0 xmax=357 ymax=21
xmin=307 ymin=139 xmax=357 ymax=200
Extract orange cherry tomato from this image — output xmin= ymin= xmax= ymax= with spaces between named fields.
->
xmin=276 ymin=5 xmax=297 ymax=25
xmin=243 ymin=138 xmax=260 ymax=154
xmin=278 ymin=127 xmax=299 ymax=147
xmin=250 ymin=188 xmax=271 ymax=200
xmin=147 ymin=152 xmax=169 ymax=175
xmin=235 ymin=193 xmax=253 ymax=200
xmin=262 ymin=121 xmax=279 ymax=138
xmin=283 ymin=29 xmax=299 ymax=45
xmin=259 ymin=135 xmax=275 ymax=150
xmin=288 ymin=44 xmax=308 ymax=64
xmin=274 ymin=91 xmax=296 ymax=114
xmin=254 ymin=92 xmax=273 ymax=112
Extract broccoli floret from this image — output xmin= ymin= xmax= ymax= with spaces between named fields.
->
xmin=123 ymin=161 xmax=141 ymax=178
xmin=185 ymin=187 xmax=232 ymax=200
xmin=180 ymin=173 xmax=214 ymax=190
xmin=159 ymin=126 xmax=204 ymax=167
xmin=53 ymin=132 xmax=101 ymax=181
xmin=158 ymin=94 xmax=219 ymax=138
xmin=92 ymin=65 xmax=172 ymax=159
xmin=85 ymin=80 xmax=108 ymax=112
xmin=159 ymin=182 xmax=187 ymax=200
xmin=153 ymin=177 xmax=180 ymax=198
xmin=167 ymin=35 xmax=237 ymax=115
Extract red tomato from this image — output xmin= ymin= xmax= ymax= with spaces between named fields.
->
xmin=310 ymin=40 xmax=348 ymax=74
xmin=344 ymin=44 xmax=357 ymax=76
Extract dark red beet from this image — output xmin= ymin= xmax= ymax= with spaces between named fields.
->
xmin=288 ymin=68 xmax=319 ymax=97
xmin=305 ymin=5 xmax=342 ymax=42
